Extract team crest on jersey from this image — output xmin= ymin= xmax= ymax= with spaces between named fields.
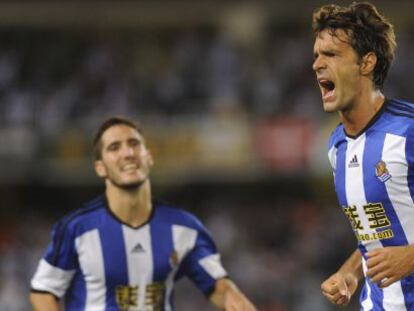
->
xmin=375 ymin=160 xmax=391 ymax=182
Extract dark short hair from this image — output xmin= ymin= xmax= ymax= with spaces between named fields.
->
xmin=93 ymin=116 xmax=142 ymax=160
xmin=312 ymin=2 xmax=396 ymax=90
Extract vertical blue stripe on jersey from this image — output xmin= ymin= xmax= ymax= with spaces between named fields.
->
xmin=362 ymin=132 xmax=385 ymax=308
xmin=99 ymin=217 xmax=128 ymax=310
xmin=150 ymin=213 xmax=173 ymax=281
xmin=150 ymin=209 xmax=175 ymax=310
xmin=335 ymin=140 xmax=348 ymax=207
xmin=65 ymin=272 xmax=87 ymax=310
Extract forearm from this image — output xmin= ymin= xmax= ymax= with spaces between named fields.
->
xmin=210 ymin=278 xmax=235 ymax=308
xmin=30 ymin=292 xmax=61 ymax=311
xmin=338 ymin=249 xmax=364 ymax=281
xmin=210 ymin=278 xmax=256 ymax=311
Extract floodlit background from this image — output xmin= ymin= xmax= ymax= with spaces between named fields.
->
xmin=0 ymin=1 xmax=413 ymax=310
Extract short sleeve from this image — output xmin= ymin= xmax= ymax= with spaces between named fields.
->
xmin=175 ymin=219 xmax=227 ymax=296
xmin=30 ymin=220 xmax=78 ymax=298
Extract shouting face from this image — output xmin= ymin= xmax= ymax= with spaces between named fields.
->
xmin=313 ymin=29 xmax=364 ymax=113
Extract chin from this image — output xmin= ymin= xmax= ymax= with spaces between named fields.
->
xmin=323 ymin=101 xmax=340 ymax=113
xmin=110 ymin=176 xmax=148 ymax=191
xmin=120 ymin=180 xmax=146 ymax=191
xmin=323 ymin=104 xmax=336 ymax=113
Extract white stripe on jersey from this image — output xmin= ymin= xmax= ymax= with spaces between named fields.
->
xmin=383 ymin=282 xmax=406 ymax=310
xmin=31 ymin=259 xmax=75 ymax=298
xmin=345 ymin=135 xmax=383 ymax=251
xmin=328 ymin=145 xmax=337 ymax=176
xmin=75 ymin=229 xmax=106 ymax=310
xmin=383 ymin=134 xmax=414 ymax=244
xmin=164 ymin=225 xmax=198 ymax=311
xmin=172 ymin=225 xmax=197 ymax=261
xmin=363 ymin=259 xmax=407 ymax=311
xmin=122 ymin=225 xmax=153 ymax=310
xmin=199 ymin=254 xmax=227 ymax=279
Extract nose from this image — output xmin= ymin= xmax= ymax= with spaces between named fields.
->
xmin=121 ymin=144 xmax=135 ymax=158
xmin=312 ymin=56 xmax=325 ymax=72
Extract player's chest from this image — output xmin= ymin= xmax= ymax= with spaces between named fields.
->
xmin=75 ymin=224 xmax=177 ymax=285
xmin=332 ymin=132 xmax=409 ymax=205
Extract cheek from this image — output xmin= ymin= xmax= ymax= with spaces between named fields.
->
xmin=338 ymin=67 xmax=358 ymax=87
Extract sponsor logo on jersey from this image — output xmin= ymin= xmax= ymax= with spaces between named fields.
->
xmin=116 ymin=285 xmax=138 ymax=310
xmin=116 ymin=283 xmax=165 ymax=310
xmin=131 ymin=242 xmax=145 ymax=253
xmin=348 ymin=155 xmax=359 ymax=168
xmin=375 ymin=160 xmax=391 ymax=182
xmin=343 ymin=202 xmax=394 ymax=242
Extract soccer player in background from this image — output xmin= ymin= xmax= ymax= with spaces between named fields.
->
xmin=29 ymin=116 xmax=257 ymax=311
xmin=312 ymin=2 xmax=414 ymax=310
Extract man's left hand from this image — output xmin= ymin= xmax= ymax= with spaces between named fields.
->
xmin=366 ymin=245 xmax=414 ymax=288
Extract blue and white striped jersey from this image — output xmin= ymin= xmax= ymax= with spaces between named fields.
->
xmin=328 ymin=99 xmax=414 ymax=310
xmin=31 ymin=195 xmax=227 ymax=311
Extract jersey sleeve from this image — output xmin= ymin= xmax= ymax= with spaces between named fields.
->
xmin=30 ymin=220 xmax=78 ymax=298
xmin=174 ymin=217 xmax=227 ymax=296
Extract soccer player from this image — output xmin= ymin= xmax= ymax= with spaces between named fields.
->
xmin=29 ymin=116 xmax=257 ymax=311
xmin=312 ymin=2 xmax=414 ymax=310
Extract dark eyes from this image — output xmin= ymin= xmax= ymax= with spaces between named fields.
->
xmin=107 ymin=139 xmax=141 ymax=151
xmin=128 ymin=139 xmax=141 ymax=147
xmin=314 ymin=51 xmax=336 ymax=60
xmin=107 ymin=144 xmax=120 ymax=152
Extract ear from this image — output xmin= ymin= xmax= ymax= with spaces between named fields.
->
xmin=360 ymin=52 xmax=377 ymax=76
xmin=147 ymin=149 xmax=154 ymax=167
xmin=94 ymin=160 xmax=107 ymax=178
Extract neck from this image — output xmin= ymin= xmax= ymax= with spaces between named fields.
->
xmin=105 ymin=179 xmax=152 ymax=227
xmin=339 ymin=88 xmax=385 ymax=137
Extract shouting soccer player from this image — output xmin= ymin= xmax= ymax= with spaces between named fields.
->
xmin=313 ymin=2 xmax=414 ymax=310
xmin=30 ymin=116 xmax=257 ymax=311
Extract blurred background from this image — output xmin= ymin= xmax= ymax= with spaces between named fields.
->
xmin=0 ymin=0 xmax=413 ymax=310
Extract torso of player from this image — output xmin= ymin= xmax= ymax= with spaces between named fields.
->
xmin=72 ymin=223 xmax=175 ymax=310
xmin=328 ymin=104 xmax=414 ymax=255
xmin=65 ymin=204 xmax=199 ymax=311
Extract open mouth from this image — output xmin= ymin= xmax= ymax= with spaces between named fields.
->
xmin=121 ymin=164 xmax=139 ymax=172
xmin=318 ymin=79 xmax=335 ymax=99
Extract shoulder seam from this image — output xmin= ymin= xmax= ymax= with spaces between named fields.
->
xmin=385 ymin=107 xmax=414 ymax=120
xmin=51 ymin=203 xmax=104 ymax=265
xmin=387 ymin=101 xmax=414 ymax=114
